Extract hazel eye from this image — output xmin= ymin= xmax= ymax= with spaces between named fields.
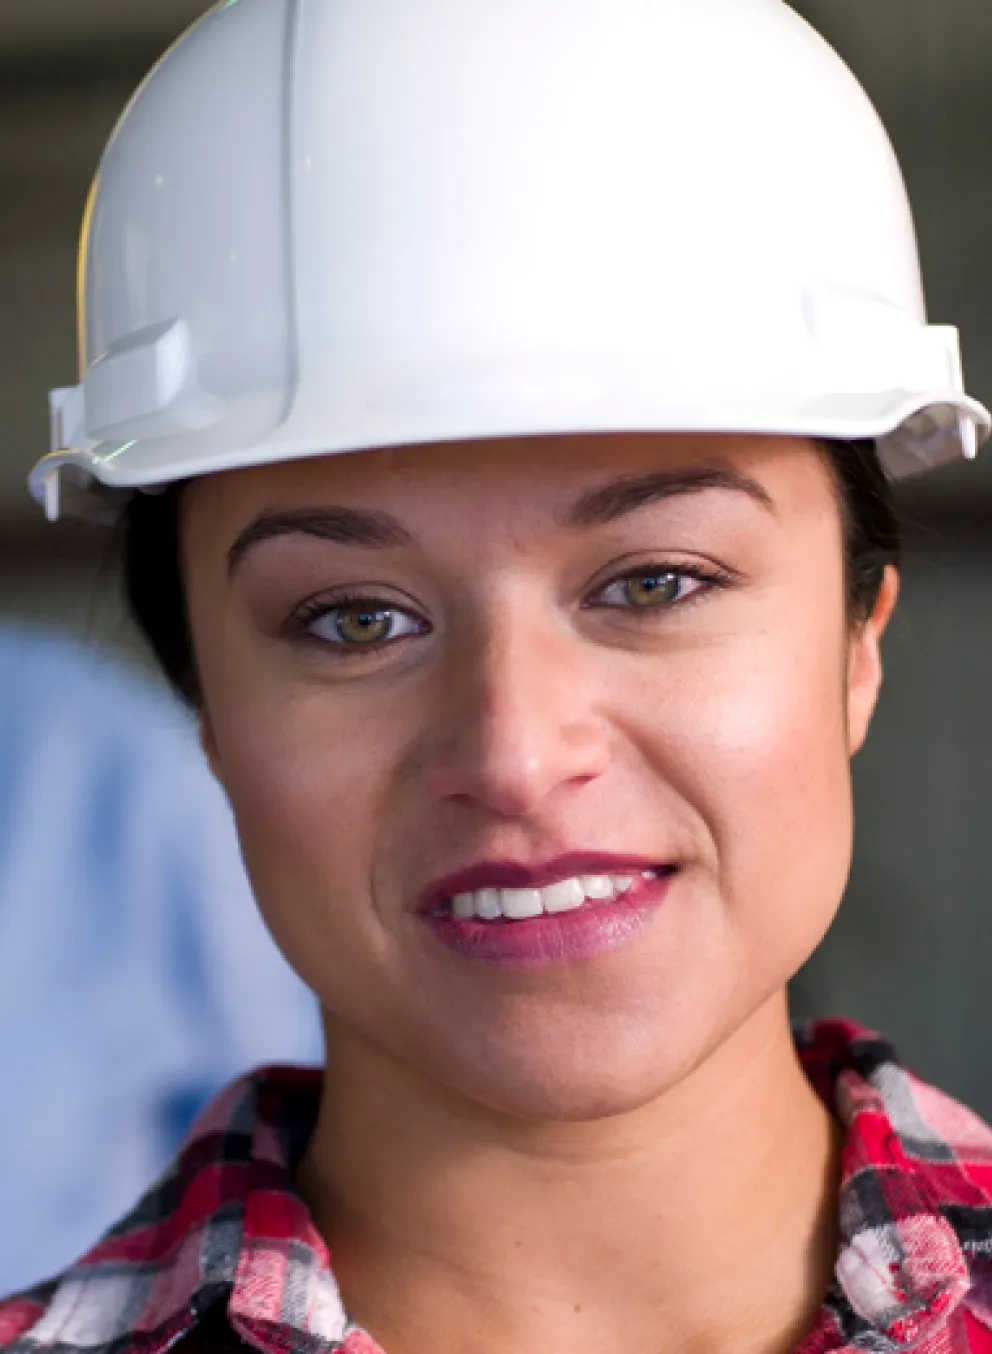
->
xmin=595 ymin=570 xmax=702 ymax=609
xmin=308 ymin=603 xmax=426 ymax=648
xmin=623 ymin=573 xmax=681 ymax=607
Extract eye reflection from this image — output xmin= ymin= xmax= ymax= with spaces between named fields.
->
xmin=334 ymin=607 xmax=395 ymax=646
xmin=623 ymin=574 xmax=682 ymax=607
xmin=595 ymin=570 xmax=707 ymax=610
xmin=305 ymin=603 xmax=426 ymax=649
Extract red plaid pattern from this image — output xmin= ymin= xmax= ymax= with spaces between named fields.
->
xmin=4 ymin=1020 xmax=992 ymax=1354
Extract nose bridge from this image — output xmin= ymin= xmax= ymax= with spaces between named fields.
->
xmin=422 ymin=595 xmax=610 ymax=816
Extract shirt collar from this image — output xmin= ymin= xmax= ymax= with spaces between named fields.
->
xmin=5 ymin=1021 xmax=992 ymax=1354
xmin=798 ymin=1020 xmax=990 ymax=1350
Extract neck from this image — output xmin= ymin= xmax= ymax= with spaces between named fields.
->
xmin=298 ymin=993 xmax=842 ymax=1354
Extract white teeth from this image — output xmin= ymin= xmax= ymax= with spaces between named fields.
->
xmin=542 ymin=878 xmax=587 ymax=914
xmin=448 ymin=872 xmax=653 ymax=922
xmin=453 ymin=892 xmax=476 ymax=920
xmin=501 ymin=888 xmax=545 ymax=920
xmin=581 ymin=875 xmax=614 ymax=900
xmin=476 ymin=888 xmax=503 ymax=920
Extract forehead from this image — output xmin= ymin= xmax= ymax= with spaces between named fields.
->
xmin=186 ymin=433 xmax=832 ymax=535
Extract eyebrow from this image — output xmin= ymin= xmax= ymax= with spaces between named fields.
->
xmin=227 ymin=507 xmax=414 ymax=574
xmin=227 ymin=465 xmax=774 ymax=574
xmin=562 ymin=466 xmax=774 ymax=528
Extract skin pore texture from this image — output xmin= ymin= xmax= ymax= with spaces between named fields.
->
xmin=182 ymin=433 xmax=899 ymax=1354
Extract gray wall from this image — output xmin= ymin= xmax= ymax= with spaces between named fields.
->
xmin=2 ymin=3 xmax=992 ymax=1108
xmin=786 ymin=0 xmax=992 ymax=1113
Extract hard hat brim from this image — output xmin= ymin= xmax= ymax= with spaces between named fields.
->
xmin=32 ymin=384 xmax=991 ymax=523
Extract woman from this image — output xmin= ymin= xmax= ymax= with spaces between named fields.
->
xmin=5 ymin=0 xmax=992 ymax=1351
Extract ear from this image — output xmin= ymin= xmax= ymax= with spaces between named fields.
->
xmin=847 ymin=565 xmax=900 ymax=757
xmin=198 ymin=708 xmax=227 ymax=790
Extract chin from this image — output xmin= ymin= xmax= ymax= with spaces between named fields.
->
xmin=426 ymin=1023 xmax=710 ymax=1123
xmin=454 ymin=1062 xmax=688 ymax=1124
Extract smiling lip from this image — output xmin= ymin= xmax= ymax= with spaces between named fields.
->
xmin=417 ymin=853 xmax=675 ymax=967
xmin=418 ymin=853 xmax=668 ymax=915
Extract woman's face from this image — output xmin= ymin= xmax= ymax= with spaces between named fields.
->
xmin=183 ymin=433 xmax=894 ymax=1120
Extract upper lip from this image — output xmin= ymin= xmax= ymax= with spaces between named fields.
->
xmin=417 ymin=853 xmax=669 ymax=914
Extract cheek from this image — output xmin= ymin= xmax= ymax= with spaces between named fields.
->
xmin=202 ymin=671 xmax=406 ymax=991
xmin=635 ymin=607 xmax=853 ymax=974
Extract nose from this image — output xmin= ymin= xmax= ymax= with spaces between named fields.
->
xmin=420 ymin=614 xmax=612 ymax=818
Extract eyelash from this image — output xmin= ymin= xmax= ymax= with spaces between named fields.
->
xmin=287 ymin=563 xmax=735 ymax=659
xmin=585 ymin=562 xmax=733 ymax=612
xmin=288 ymin=591 xmax=429 ymax=656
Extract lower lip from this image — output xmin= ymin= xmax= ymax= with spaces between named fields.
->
xmin=420 ymin=873 xmax=674 ymax=967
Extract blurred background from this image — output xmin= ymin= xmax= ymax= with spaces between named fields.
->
xmin=0 ymin=0 xmax=991 ymax=1291
xmin=0 ymin=0 xmax=324 ymax=1296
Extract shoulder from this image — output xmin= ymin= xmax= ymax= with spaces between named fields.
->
xmin=796 ymin=1021 xmax=992 ymax=1349
xmin=0 ymin=1068 xmax=324 ymax=1354
xmin=0 ymin=1284 xmax=58 ymax=1349
xmin=0 ymin=1291 xmax=252 ymax=1354
xmin=801 ymin=1020 xmax=992 ymax=1206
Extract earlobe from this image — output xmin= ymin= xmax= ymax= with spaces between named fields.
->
xmin=198 ymin=709 xmax=226 ymax=790
xmin=847 ymin=566 xmax=900 ymax=756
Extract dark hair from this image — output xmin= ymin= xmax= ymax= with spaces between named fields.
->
xmin=122 ymin=439 xmax=903 ymax=709
xmin=123 ymin=482 xmax=197 ymax=705
xmin=821 ymin=438 xmax=902 ymax=624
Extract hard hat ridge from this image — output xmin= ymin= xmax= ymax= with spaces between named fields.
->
xmin=33 ymin=0 xmax=990 ymax=520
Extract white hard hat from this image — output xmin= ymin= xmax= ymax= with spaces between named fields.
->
xmin=31 ymin=0 xmax=991 ymax=521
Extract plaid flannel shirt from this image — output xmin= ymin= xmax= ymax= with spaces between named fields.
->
xmin=4 ymin=1020 xmax=992 ymax=1354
